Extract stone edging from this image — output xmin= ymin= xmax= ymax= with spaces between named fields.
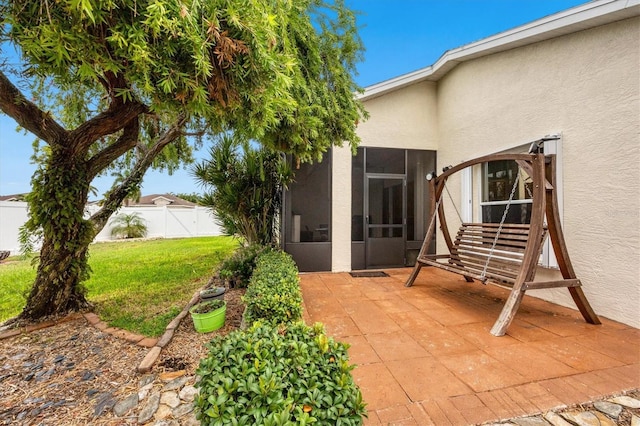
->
xmin=0 ymin=312 xmax=84 ymax=340
xmin=136 ymin=290 xmax=201 ymax=373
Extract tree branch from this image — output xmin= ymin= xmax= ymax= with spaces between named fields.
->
xmin=69 ymin=100 xmax=147 ymax=157
xmin=90 ymin=113 xmax=189 ymax=231
xmin=0 ymin=71 xmax=68 ymax=145
xmin=86 ymin=117 xmax=140 ymax=180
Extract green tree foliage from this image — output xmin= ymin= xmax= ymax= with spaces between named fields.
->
xmin=193 ymin=134 xmax=294 ymax=246
xmin=0 ymin=0 xmax=366 ymax=320
xmin=109 ymin=212 xmax=148 ymax=239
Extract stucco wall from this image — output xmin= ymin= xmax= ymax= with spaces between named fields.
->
xmin=435 ymin=17 xmax=639 ymax=327
xmin=331 ymin=146 xmax=353 ymax=271
xmin=358 ymin=81 xmax=439 ymax=150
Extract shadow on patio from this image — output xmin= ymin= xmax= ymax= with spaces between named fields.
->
xmin=300 ymin=267 xmax=640 ymax=425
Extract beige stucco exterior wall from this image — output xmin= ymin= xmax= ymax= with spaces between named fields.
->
xmin=435 ymin=17 xmax=639 ymax=327
xmin=331 ymin=145 xmax=353 ymax=272
xmin=357 ymin=81 xmax=439 ymax=149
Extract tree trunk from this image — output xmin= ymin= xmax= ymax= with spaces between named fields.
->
xmin=20 ymin=149 xmax=94 ymax=319
xmin=21 ymin=237 xmax=92 ymax=319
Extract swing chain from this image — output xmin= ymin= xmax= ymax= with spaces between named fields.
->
xmin=480 ymin=167 xmax=522 ymax=282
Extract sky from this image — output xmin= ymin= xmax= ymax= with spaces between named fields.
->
xmin=0 ymin=0 xmax=587 ymax=199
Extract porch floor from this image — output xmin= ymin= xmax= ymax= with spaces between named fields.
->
xmin=299 ymin=267 xmax=640 ymax=425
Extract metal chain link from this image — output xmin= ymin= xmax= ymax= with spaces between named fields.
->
xmin=480 ymin=167 xmax=522 ymax=281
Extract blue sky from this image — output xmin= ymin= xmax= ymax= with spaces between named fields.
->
xmin=0 ymin=0 xmax=586 ymax=198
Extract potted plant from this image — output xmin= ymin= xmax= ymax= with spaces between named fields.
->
xmin=189 ymin=299 xmax=226 ymax=333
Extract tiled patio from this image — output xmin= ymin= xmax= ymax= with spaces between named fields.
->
xmin=300 ymin=268 xmax=640 ymax=425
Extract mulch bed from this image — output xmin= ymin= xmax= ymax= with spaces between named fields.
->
xmin=0 ymin=287 xmax=245 ymax=425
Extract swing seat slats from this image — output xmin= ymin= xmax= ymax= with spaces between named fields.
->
xmin=417 ymin=223 xmax=541 ymax=286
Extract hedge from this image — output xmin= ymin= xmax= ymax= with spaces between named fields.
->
xmin=242 ymin=250 xmax=303 ymax=325
xmin=195 ymin=322 xmax=366 ymax=425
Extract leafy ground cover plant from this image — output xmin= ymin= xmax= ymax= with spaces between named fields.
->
xmin=242 ymin=250 xmax=302 ymax=325
xmin=195 ymin=322 xmax=366 ymax=425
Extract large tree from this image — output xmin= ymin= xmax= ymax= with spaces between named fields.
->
xmin=0 ymin=0 xmax=366 ymax=320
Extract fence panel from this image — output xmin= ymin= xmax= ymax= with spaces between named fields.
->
xmin=0 ymin=201 xmax=30 ymax=254
xmin=0 ymin=202 xmax=223 ymax=254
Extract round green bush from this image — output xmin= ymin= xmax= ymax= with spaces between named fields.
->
xmin=194 ymin=322 xmax=366 ymax=425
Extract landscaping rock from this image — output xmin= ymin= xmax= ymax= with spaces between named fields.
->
xmin=93 ymin=392 xmax=116 ymax=417
xmin=163 ymin=375 xmax=190 ymax=391
xmin=544 ymin=411 xmax=573 ymax=426
xmin=114 ymin=392 xmax=139 ymax=416
xmin=138 ymin=346 xmax=162 ymax=373
xmin=138 ymin=392 xmax=160 ymax=424
xmin=179 ymin=385 xmax=198 ymax=402
xmin=560 ymin=410 xmax=615 ymax=426
xmin=160 ymin=391 xmax=180 ymax=408
xmin=513 ymin=417 xmax=551 ymax=426
xmin=81 ymin=370 xmax=96 ymax=381
xmin=138 ymin=382 xmax=154 ymax=401
xmin=153 ymin=420 xmax=180 ymax=426
xmin=593 ymin=400 xmax=623 ymax=419
xmin=139 ymin=373 xmax=156 ymax=387
xmin=159 ymin=370 xmax=186 ymax=381
xmin=154 ymin=403 xmax=173 ymax=420
xmin=608 ymin=395 xmax=640 ymax=409
xmin=173 ymin=402 xmax=194 ymax=418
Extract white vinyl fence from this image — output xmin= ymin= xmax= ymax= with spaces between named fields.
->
xmin=0 ymin=201 xmax=223 ymax=255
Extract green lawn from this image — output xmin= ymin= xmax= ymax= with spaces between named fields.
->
xmin=0 ymin=236 xmax=238 ymax=336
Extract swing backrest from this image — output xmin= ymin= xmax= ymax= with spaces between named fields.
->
xmin=449 ymin=223 xmax=547 ymax=285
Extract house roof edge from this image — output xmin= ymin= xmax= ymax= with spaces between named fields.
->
xmin=359 ymin=0 xmax=640 ymax=101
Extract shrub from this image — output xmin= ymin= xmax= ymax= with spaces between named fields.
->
xmin=218 ymin=244 xmax=269 ymax=288
xmin=195 ymin=322 xmax=366 ymax=425
xmin=243 ymin=250 xmax=302 ymax=325
xmin=193 ymin=134 xmax=293 ymax=246
xmin=109 ymin=212 xmax=148 ymax=239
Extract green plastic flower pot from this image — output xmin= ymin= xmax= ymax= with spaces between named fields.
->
xmin=189 ymin=301 xmax=226 ymax=333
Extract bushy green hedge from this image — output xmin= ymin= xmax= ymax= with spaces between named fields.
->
xmin=219 ymin=244 xmax=270 ymax=288
xmin=195 ymin=322 xmax=366 ymax=425
xmin=242 ymin=250 xmax=303 ymax=325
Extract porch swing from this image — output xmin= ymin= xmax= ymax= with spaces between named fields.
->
xmin=405 ymin=146 xmax=600 ymax=336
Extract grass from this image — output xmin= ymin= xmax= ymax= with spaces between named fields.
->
xmin=0 ymin=236 xmax=238 ymax=336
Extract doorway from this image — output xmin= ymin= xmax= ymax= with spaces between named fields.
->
xmin=351 ymin=147 xmax=436 ymax=270
xmin=365 ymin=176 xmax=406 ymax=268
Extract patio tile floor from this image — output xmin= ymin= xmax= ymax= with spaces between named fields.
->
xmin=300 ymin=268 xmax=640 ymax=425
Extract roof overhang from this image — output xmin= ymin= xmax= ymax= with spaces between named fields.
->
xmin=360 ymin=0 xmax=640 ymax=101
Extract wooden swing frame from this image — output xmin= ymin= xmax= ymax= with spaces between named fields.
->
xmin=405 ymin=152 xmax=600 ymax=336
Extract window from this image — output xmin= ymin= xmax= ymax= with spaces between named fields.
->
xmin=469 ymin=135 xmax=562 ymax=268
xmin=286 ymin=152 xmax=331 ymax=243
xmin=481 ymin=160 xmax=534 ymax=224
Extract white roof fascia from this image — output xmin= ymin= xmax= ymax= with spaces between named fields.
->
xmin=360 ymin=0 xmax=640 ymax=101
xmin=151 ymin=196 xmax=173 ymax=203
